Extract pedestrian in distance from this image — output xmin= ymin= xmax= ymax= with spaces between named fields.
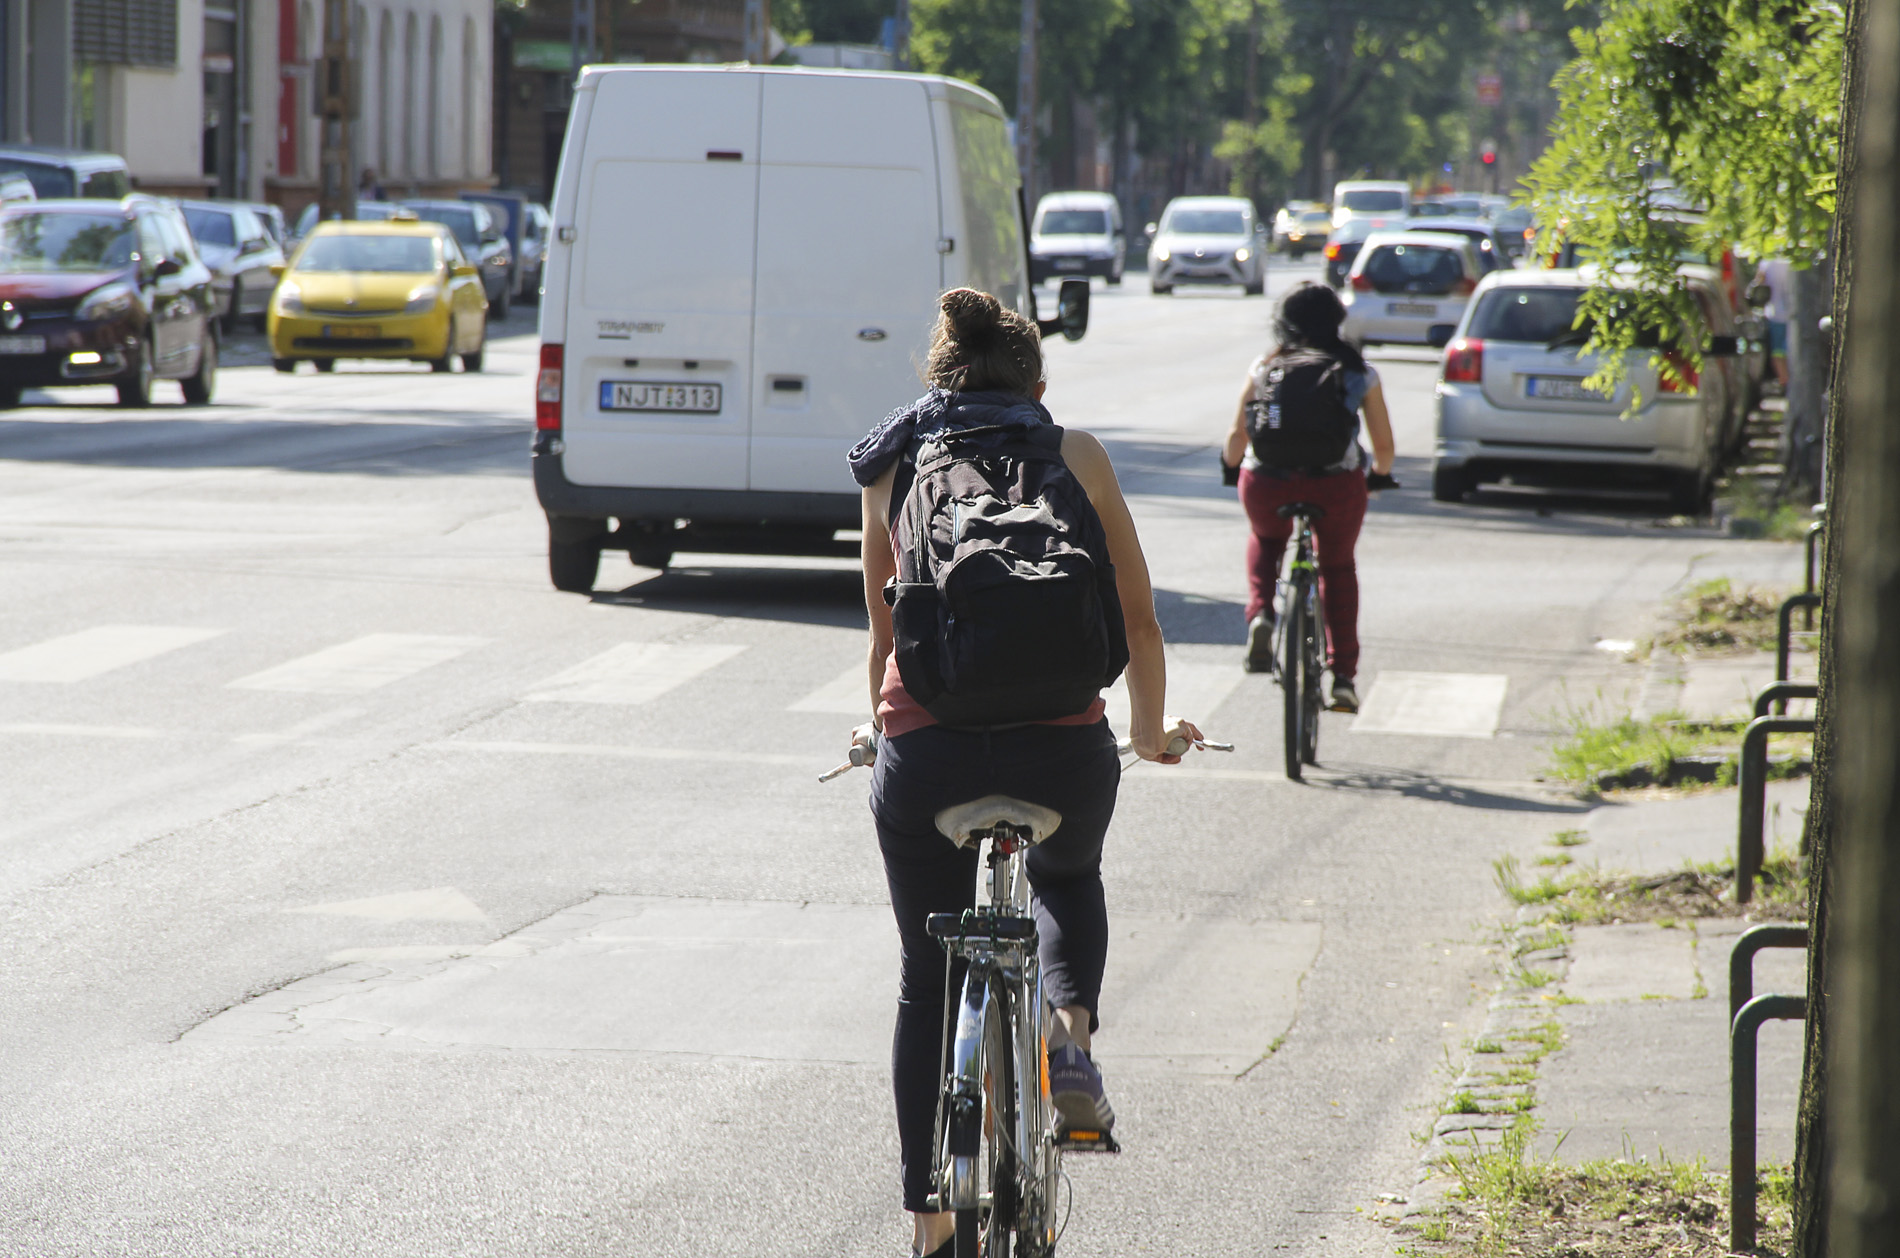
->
xmin=1220 ymin=280 xmax=1397 ymax=713
xmin=847 ymin=287 xmax=1201 ymax=1258
xmin=1753 ymin=256 xmax=1793 ymax=388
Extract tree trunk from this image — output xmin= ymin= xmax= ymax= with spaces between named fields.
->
xmin=1783 ymin=264 xmax=1829 ymax=497
xmin=1829 ymin=0 xmax=1900 ymax=1253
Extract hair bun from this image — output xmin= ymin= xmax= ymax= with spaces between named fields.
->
xmin=940 ymin=287 xmax=1002 ymax=342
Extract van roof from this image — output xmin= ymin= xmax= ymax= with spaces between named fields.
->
xmin=1165 ymin=195 xmax=1252 ymax=208
xmin=574 ymin=63 xmax=1008 ymax=121
xmin=1037 ymin=191 xmax=1117 ymax=207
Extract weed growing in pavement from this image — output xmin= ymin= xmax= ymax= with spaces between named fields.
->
xmin=1533 ymin=852 xmax=1572 ymax=867
xmin=1719 ymin=478 xmax=1818 ymax=544
xmin=1494 ymin=851 xmax=1808 ymax=924
xmin=1445 ymin=1091 xmax=1483 ymax=1115
xmin=1511 ymin=925 xmax=1569 ymax=957
xmin=1654 ymin=576 xmax=1804 ymax=653
xmin=1549 ymin=828 xmax=1589 ymax=847
xmin=1546 ymin=698 xmax=1701 ymax=785
xmin=1471 ymin=1038 xmax=1504 ymax=1054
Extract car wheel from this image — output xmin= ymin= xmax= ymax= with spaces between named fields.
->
xmin=430 ymin=355 xmax=454 ymax=373
xmin=1244 ymin=278 xmax=1265 ymax=296
xmin=461 ymin=347 xmax=484 ymax=372
xmin=1431 ymin=465 xmax=1473 ymax=503
xmin=221 ymin=282 xmax=243 ymax=335
xmin=1667 ymin=468 xmax=1711 ymax=517
xmin=0 ymin=384 xmax=21 ymax=409
xmin=272 ymin=357 xmax=297 ymax=373
xmin=116 ymin=336 xmax=154 ymax=407
xmin=1151 ymin=282 xmax=1173 ymax=295
xmin=314 ymin=358 xmax=336 ymax=373
xmin=181 ymin=328 xmax=217 ymax=405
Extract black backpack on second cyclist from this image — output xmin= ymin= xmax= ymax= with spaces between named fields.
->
xmin=1246 ymin=348 xmax=1358 ymax=470
xmin=885 ymin=423 xmax=1129 ymax=728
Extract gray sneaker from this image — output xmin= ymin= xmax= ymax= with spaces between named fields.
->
xmin=1048 ymin=1042 xmax=1116 ymax=1132
xmin=1244 ymin=612 xmax=1275 ymax=674
xmin=1330 ymin=678 xmax=1360 ymax=713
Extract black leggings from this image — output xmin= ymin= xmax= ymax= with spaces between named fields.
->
xmin=869 ymin=719 xmax=1121 ymax=1213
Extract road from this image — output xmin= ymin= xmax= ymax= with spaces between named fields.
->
xmin=0 ymin=266 xmax=1796 ymax=1256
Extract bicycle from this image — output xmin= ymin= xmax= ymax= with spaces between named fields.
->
xmin=823 ymin=730 xmax=1227 ymax=1256
xmin=1272 ymin=501 xmax=1327 ymax=782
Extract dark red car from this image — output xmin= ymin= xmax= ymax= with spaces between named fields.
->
xmin=0 ymin=196 xmax=218 ymax=408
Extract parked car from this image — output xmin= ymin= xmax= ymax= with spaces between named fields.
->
xmin=1283 ymin=209 xmax=1332 ymax=259
xmin=290 ymin=199 xmax=404 ymax=243
xmin=181 ymin=200 xmax=287 ymax=332
xmin=403 ymin=199 xmax=512 ymax=318
xmin=1270 ymin=200 xmax=1325 ymax=252
xmin=0 ymin=173 xmax=35 ymax=205
xmin=1431 ymin=268 xmax=1742 ymax=512
xmin=243 ymin=201 xmax=290 ymax=252
xmin=1148 ymin=195 xmax=1266 ymax=295
xmin=1322 ymin=215 xmax=1404 ymax=287
xmin=533 ymin=64 xmax=1088 ymax=592
xmin=1341 ymin=231 xmax=1482 ymax=345
xmin=0 ymin=146 xmax=130 ymax=200
xmin=1404 ymin=218 xmax=1514 ymax=275
xmin=0 ymin=196 xmax=217 ymax=407
xmin=518 ymin=201 xmax=551 ymax=302
xmin=1331 ymin=179 xmax=1410 ymax=228
xmin=1029 ymin=190 xmax=1125 ymax=285
xmin=267 ymin=218 xmax=487 ymax=374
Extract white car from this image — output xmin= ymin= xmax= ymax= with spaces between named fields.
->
xmin=1341 ymin=231 xmax=1482 ymax=345
xmin=1147 ymin=195 xmax=1266 ymax=295
xmin=1029 ymin=191 xmax=1125 ymax=285
xmin=1331 ymin=180 xmax=1410 ymax=229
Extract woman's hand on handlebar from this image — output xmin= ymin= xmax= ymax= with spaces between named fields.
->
xmin=850 ymin=722 xmax=879 ymax=765
xmin=1134 ymin=716 xmax=1204 ymax=765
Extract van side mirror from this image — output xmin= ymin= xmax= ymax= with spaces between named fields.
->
xmin=1705 ymin=335 xmax=1743 ymax=357
xmin=1426 ymin=324 xmax=1456 ymax=349
xmin=1746 ymin=283 xmax=1771 ymax=308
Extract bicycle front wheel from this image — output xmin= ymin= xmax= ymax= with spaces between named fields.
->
xmin=1281 ymin=572 xmax=1309 ymax=781
xmin=948 ymin=975 xmax=1018 ymax=1258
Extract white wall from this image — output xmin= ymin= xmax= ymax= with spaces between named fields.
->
xmin=357 ymin=0 xmax=491 ymax=189
xmin=114 ymin=9 xmax=206 ymax=188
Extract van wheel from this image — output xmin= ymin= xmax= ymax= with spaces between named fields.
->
xmin=181 ymin=328 xmax=217 ymax=405
xmin=0 ymin=385 xmax=21 ymax=409
xmin=627 ymin=545 xmax=672 ymax=571
xmin=1431 ymin=465 xmax=1473 ymax=503
xmin=549 ymin=533 xmax=602 ymax=592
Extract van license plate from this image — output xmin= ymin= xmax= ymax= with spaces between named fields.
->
xmin=1054 ymin=259 xmax=1084 ymax=270
xmin=1387 ymin=302 xmax=1435 ymax=316
xmin=600 ymin=381 xmax=723 ymax=414
xmin=321 ymin=324 xmax=382 ymax=338
xmin=0 ymin=335 xmax=45 ymax=354
xmin=1527 ymin=376 xmax=1602 ymax=401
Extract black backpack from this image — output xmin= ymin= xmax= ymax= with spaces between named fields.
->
xmin=884 ymin=423 xmax=1129 ymax=728
xmin=1245 ymin=348 xmax=1358 ymax=470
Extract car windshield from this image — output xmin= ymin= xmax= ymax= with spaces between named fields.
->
xmin=1411 ymin=202 xmax=1454 ymax=218
xmin=294 ymin=233 xmax=437 ymax=273
xmin=183 ymin=208 xmax=236 ymax=247
xmin=412 ymin=206 xmax=478 ymax=248
xmin=1468 ymin=286 xmax=1679 ymax=348
xmin=1362 ymin=243 xmax=1463 ymax=293
xmin=1342 ymin=189 xmax=1405 ymax=212
xmin=0 ymin=159 xmax=76 ymax=199
xmin=1040 ymin=209 xmax=1108 ymax=235
xmin=0 ymin=210 xmax=133 ymax=272
xmin=1167 ymin=209 xmax=1246 ymax=235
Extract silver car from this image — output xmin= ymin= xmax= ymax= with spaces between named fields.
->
xmin=1341 ymin=231 xmax=1482 ymax=345
xmin=1148 ymin=196 xmax=1266 ymax=295
xmin=1432 ymin=269 xmax=1740 ymax=513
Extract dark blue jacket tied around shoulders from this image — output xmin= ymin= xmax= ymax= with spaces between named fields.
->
xmin=847 ymin=388 xmax=1054 ymax=489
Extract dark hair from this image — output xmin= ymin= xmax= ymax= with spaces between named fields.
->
xmin=1271 ymin=281 xmax=1367 ymax=372
xmin=923 ymin=287 xmax=1043 ymax=395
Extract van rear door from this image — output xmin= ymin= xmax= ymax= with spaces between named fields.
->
xmin=562 ymin=70 xmax=759 ymax=491
xmin=749 ymin=74 xmax=943 ymax=494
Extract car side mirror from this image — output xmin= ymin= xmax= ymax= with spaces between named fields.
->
xmin=1705 ymin=335 xmax=1743 ymax=357
xmin=1143 ymin=221 xmax=1157 ymax=239
xmin=153 ymin=257 xmax=182 ymax=278
xmin=1426 ymin=324 xmax=1457 ymax=349
xmin=1747 ymin=283 xmax=1771 ymax=308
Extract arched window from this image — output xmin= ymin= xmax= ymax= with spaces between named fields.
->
xmin=404 ymin=12 xmax=418 ymax=178
xmin=428 ymin=15 xmax=442 ymax=179
xmin=378 ymin=10 xmax=394 ymax=175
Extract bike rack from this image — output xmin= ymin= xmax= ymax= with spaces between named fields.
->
xmin=1802 ymin=516 xmax=1824 ymax=629
xmin=1731 ymin=983 xmax=1808 ymax=1253
xmin=1773 ymin=593 xmax=1822 ymax=714
xmin=1752 ymin=681 xmax=1817 ymax=720
xmin=1736 ymin=715 xmax=1815 ymax=903
xmin=1728 ymin=923 xmax=1809 ymax=1022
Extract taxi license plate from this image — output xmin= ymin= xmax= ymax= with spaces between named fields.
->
xmin=1387 ymin=301 xmax=1435 ymax=316
xmin=1527 ymin=375 xmax=1604 ymax=401
xmin=600 ymin=381 xmax=723 ymax=414
xmin=0 ymin=334 xmax=45 ymax=354
xmin=321 ymin=324 xmax=382 ymax=339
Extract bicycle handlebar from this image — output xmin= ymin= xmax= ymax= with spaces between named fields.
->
xmin=821 ymin=728 xmax=1232 ymax=781
xmin=1117 ymin=735 xmax=1234 ymax=757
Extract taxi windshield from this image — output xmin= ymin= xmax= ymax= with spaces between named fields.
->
xmin=295 ymin=234 xmax=438 ymax=273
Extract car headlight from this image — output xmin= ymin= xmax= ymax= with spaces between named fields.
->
xmin=1153 ymin=246 xmax=1171 ymax=262
xmin=1235 ymin=247 xmax=1251 ymax=262
xmin=76 ymin=282 xmax=137 ymax=322
xmin=404 ymin=285 xmax=441 ymax=315
xmin=275 ymin=282 xmax=305 ymax=315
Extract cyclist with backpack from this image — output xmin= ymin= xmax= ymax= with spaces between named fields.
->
xmin=1220 ymin=281 xmax=1396 ymax=712
xmin=847 ymin=287 xmax=1200 ymax=1258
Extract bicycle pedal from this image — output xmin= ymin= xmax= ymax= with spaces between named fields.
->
xmin=1055 ymin=1129 xmax=1121 ymax=1154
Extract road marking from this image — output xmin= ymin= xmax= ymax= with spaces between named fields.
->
xmin=0 ymin=722 xmax=165 ymax=739
xmin=522 ymin=642 xmax=745 ymax=705
xmin=1351 ymin=671 xmax=1509 ymax=738
xmin=228 ymin=633 xmax=487 ymax=694
xmin=1104 ymin=660 xmax=1245 ymax=736
xmin=290 ymin=887 xmax=488 ymax=923
xmin=427 ymin=738 xmax=823 ymax=768
xmin=789 ymin=664 xmax=870 ymax=714
xmin=0 ymin=625 xmax=226 ymax=683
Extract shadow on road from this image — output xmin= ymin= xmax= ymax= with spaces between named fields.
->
xmin=0 ymin=415 xmax=526 ymax=475
xmin=594 ymin=563 xmax=865 ymax=629
xmin=1155 ymin=587 xmax=1247 ymax=644
xmin=1304 ymin=763 xmax=1593 ymax=814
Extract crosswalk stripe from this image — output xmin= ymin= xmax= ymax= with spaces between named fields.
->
xmin=228 ymin=633 xmax=488 ymax=694
xmin=521 ymin=642 xmax=746 ymax=705
xmin=1351 ymin=671 xmax=1509 ymax=738
xmin=790 ymin=663 xmax=872 ymax=715
xmin=0 ymin=625 xmax=226 ymax=683
xmin=1104 ymin=660 xmax=1246 ymax=738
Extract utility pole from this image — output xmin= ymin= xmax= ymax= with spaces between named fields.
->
xmin=570 ymin=0 xmax=594 ymax=77
xmin=743 ymin=0 xmax=772 ymax=62
xmin=891 ymin=0 xmax=910 ymax=69
xmin=315 ymin=0 xmax=356 ymax=221
xmin=1016 ymin=0 xmax=1037 ymax=205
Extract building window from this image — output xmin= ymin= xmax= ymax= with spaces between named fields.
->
xmin=75 ymin=0 xmax=179 ymax=67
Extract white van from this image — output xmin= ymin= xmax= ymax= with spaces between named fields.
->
xmin=1029 ymin=190 xmax=1125 ymax=285
xmin=532 ymin=65 xmax=1089 ymax=591
xmin=1331 ymin=180 xmax=1411 ymax=228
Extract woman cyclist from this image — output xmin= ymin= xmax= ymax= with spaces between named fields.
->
xmin=848 ymin=287 xmax=1200 ymax=1258
xmin=1220 ymin=281 xmax=1396 ymax=713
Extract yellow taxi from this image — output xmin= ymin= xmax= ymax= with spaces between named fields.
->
xmin=267 ymin=216 xmax=487 ymax=373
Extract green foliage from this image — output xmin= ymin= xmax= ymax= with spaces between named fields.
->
xmin=1523 ymin=0 xmax=1845 ymax=394
xmin=1546 ymin=702 xmax=1699 ymax=785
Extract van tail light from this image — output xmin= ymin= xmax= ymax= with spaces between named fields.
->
xmin=1324 ymin=242 xmax=1341 ymax=260
xmin=1453 ymin=275 xmax=1477 ymax=296
xmin=1442 ymin=336 xmax=1484 ymax=383
xmin=536 ymin=343 xmax=564 ymax=430
xmin=1350 ymin=274 xmax=1373 ymax=292
xmin=1659 ymin=351 xmax=1699 ymax=394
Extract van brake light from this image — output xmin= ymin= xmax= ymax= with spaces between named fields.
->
xmin=1442 ymin=337 xmax=1484 ymax=383
xmin=536 ymin=343 xmax=564 ymax=430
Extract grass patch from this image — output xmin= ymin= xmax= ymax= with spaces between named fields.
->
xmin=1493 ymin=853 xmax=1807 ymax=924
xmin=1446 ymin=1091 xmax=1483 ymax=1115
xmin=1546 ymin=699 xmax=1706 ymax=785
xmin=1471 ymin=1039 xmax=1505 ymax=1055
xmin=1721 ymin=477 xmax=1819 ymax=544
xmin=1655 ymin=576 xmax=1807 ymax=653
xmin=1550 ymin=828 xmax=1590 ymax=848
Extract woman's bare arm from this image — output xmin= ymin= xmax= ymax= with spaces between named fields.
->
xmin=1361 ymin=381 xmax=1395 ymax=475
xmin=1223 ymin=378 xmax=1253 ymax=468
xmin=861 ymin=466 xmax=898 ymax=724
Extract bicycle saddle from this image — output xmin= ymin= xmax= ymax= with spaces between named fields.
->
xmin=935 ymin=795 xmax=1062 ymax=847
xmin=1275 ymin=501 xmax=1325 ymax=520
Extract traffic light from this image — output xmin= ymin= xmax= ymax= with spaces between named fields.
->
xmin=1481 ymin=147 xmax=1497 ymax=167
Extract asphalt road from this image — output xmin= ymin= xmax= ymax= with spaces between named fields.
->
xmin=0 ymin=267 xmax=1800 ymax=1256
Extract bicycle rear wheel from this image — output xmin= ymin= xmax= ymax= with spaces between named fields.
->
xmin=950 ymin=975 xmax=1018 ymax=1258
xmin=1281 ymin=572 xmax=1310 ymax=781
xmin=1301 ymin=582 xmax=1325 ymax=766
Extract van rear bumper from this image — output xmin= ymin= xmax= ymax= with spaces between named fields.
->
xmin=532 ymin=450 xmax=861 ymax=556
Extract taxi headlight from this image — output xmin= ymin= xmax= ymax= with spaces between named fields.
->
xmin=404 ymin=286 xmax=441 ymax=315
xmin=76 ymin=282 xmax=137 ymax=322
xmin=275 ymin=282 xmax=305 ymax=315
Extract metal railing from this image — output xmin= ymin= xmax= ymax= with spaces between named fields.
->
xmin=1729 ymin=924 xmax=1810 ymax=1254
xmin=1736 ymin=712 xmax=1815 ymax=903
xmin=1802 ymin=516 xmax=1824 ymax=629
xmin=1773 ymin=593 xmax=1822 ymax=714
xmin=1752 ymin=681 xmax=1816 ymax=720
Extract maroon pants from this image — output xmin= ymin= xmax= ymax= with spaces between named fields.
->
xmin=1238 ymin=465 xmax=1368 ymax=681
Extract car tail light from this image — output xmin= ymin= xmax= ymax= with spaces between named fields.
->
xmin=1350 ymin=274 xmax=1373 ymax=292
xmin=1659 ymin=351 xmax=1699 ymax=394
xmin=536 ymin=343 xmax=563 ymax=430
xmin=1324 ymin=242 xmax=1341 ymax=260
xmin=1442 ymin=336 xmax=1484 ymax=383
xmin=1453 ymin=275 xmax=1477 ymax=296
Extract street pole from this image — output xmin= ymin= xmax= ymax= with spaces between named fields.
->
xmin=892 ymin=0 xmax=910 ymax=70
xmin=1016 ymin=0 xmax=1037 ymax=206
xmin=570 ymin=0 xmax=594 ymax=77
xmin=315 ymin=0 xmax=355 ymax=221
